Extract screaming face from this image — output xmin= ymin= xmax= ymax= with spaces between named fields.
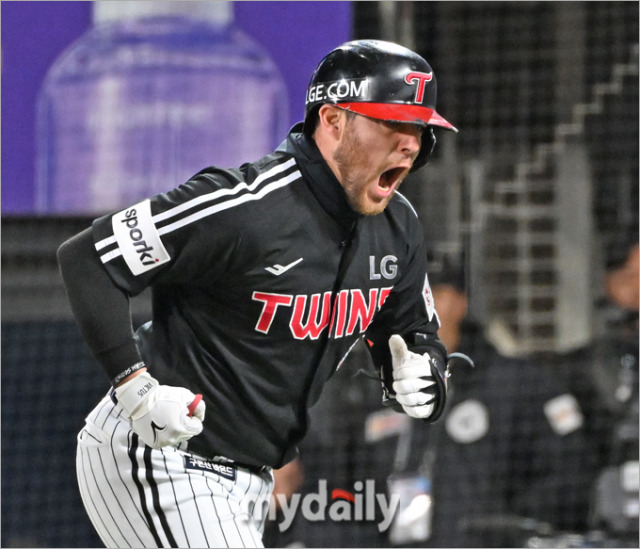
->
xmin=333 ymin=113 xmax=422 ymax=216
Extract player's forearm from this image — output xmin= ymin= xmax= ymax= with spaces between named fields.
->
xmin=57 ymin=228 xmax=143 ymax=382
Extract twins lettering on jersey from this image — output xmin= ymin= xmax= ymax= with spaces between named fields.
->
xmin=253 ymin=286 xmax=393 ymax=339
xmin=255 ymin=255 xmax=398 ymax=339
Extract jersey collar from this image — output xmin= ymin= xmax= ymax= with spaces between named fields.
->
xmin=278 ymin=123 xmax=361 ymax=231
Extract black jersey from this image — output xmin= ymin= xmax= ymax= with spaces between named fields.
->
xmin=91 ymin=125 xmax=443 ymax=468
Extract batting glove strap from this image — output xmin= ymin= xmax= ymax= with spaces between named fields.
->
xmin=114 ymin=372 xmax=206 ymax=449
xmin=114 ymin=372 xmax=159 ymax=417
xmin=408 ymin=342 xmax=449 ymax=422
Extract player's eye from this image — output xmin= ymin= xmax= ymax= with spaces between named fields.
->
xmin=382 ymin=120 xmax=421 ymax=139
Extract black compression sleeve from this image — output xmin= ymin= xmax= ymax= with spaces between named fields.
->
xmin=57 ymin=227 xmax=143 ymax=381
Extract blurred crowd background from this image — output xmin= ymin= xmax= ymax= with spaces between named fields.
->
xmin=2 ymin=2 xmax=637 ymax=547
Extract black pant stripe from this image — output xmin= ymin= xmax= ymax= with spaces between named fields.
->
xmin=109 ymin=426 xmax=148 ymax=545
xmin=129 ymin=433 xmax=164 ymax=547
xmin=143 ymin=444 xmax=179 ymax=548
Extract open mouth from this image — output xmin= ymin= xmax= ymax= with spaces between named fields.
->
xmin=378 ymin=166 xmax=408 ymax=193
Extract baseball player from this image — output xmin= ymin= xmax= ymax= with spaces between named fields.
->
xmin=58 ymin=40 xmax=461 ymax=548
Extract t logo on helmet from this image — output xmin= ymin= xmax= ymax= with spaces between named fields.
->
xmin=404 ymin=71 xmax=433 ymax=104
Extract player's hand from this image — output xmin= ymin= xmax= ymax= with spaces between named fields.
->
xmin=114 ymin=372 xmax=206 ymax=449
xmin=388 ymin=334 xmax=443 ymax=420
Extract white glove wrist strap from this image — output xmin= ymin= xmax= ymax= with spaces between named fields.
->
xmin=114 ymin=372 xmax=159 ymax=418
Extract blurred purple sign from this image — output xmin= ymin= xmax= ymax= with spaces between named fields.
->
xmin=1 ymin=1 xmax=351 ymax=214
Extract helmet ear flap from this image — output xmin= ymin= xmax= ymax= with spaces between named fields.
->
xmin=411 ymin=127 xmax=436 ymax=172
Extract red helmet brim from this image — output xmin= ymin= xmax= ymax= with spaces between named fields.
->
xmin=337 ymin=102 xmax=458 ymax=133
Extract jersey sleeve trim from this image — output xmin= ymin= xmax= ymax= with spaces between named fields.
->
xmin=95 ymin=158 xmax=301 ymax=266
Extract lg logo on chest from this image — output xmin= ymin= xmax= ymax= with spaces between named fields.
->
xmin=369 ymin=255 xmax=398 ymax=280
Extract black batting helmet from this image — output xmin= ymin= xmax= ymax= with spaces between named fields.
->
xmin=304 ymin=40 xmax=457 ymax=170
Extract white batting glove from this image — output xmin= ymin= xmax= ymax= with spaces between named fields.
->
xmin=114 ymin=372 xmax=206 ymax=449
xmin=389 ymin=334 xmax=440 ymax=419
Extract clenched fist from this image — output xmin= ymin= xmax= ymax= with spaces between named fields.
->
xmin=114 ymin=372 xmax=205 ymax=449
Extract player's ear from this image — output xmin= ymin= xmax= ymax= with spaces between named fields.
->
xmin=317 ymin=105 xmax=344 ymax=138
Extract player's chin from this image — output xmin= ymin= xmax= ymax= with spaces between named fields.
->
xmin=351 ymin=193 xmax=393 ymax=216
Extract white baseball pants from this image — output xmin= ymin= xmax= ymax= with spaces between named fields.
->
xmin=76 ymin=394 xmax=274 ymax=548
